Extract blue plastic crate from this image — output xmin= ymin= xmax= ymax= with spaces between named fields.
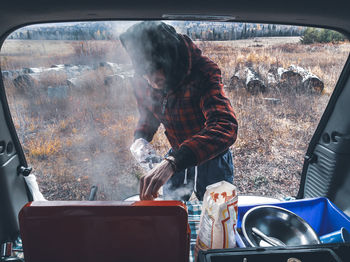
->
xmin=236 ymin=197 xmax=350 ymax=247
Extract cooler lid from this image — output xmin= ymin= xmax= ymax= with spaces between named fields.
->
xmin=19 ymin=201 xmax=190 ymax=262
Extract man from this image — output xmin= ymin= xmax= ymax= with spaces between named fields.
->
xmin=120 ymin=21 xmax=238 ymax=201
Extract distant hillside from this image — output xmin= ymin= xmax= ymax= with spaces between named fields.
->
xmin=8 ymin=21 xmax=305 ymax=41
xmin=171 ymin=21 xmax=304 ymax=40
xmin=8 ymin=22 xmax=119 ymax=40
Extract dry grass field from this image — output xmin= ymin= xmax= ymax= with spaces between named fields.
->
xmin=1 ymin=37 xmax=350 ymax=200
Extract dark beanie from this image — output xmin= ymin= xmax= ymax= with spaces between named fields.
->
xmin=120 ymin=21 xmax=188 ymax=90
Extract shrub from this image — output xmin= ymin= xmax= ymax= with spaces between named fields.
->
xmin=301 ymin=28 xmax=345 ymax=44
xmin=26 ymin=137 xmax=62 ymax=159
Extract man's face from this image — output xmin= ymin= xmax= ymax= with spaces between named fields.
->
xmin=143 ymin=69 xmax=166 ymax=90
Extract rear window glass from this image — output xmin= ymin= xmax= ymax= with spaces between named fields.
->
xmin=1 ymin=21 xmax=349 ymax=200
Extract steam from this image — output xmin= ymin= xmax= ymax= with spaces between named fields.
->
xmin=163 ymin=179 xmax=196 ymax=201
xmin=3 ymin=21 xmax=190 ymax=201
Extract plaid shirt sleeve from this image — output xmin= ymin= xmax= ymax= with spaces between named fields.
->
xmin=177 ymin=65 xmax=238 ymax=166
xmin=132 ymin=78 xmax=161 ymax=142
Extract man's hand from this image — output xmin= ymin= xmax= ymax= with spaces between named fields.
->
xmin=140 ymin=159 xmax=175 ymax=200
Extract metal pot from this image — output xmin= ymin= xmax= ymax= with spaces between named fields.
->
xmin=242 ymin=205 xmax=321 ymax=247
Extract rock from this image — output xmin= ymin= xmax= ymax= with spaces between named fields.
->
xmin=104 ymin=74 xmax=125 ymax=86
xmin=66 ymin=77 xmax=81 ymax=88
xmin=263 ymin=97 xmax=281 ymax=105
xmin=2 ymin=70 xmax=14 ymax=79
xmin=47 ymin=85 xmax=69 ymax=99
xmin=97 ymin=62 xmax=114 ymax=72
xmin=13 ymin=74 xmax=38 ymax=92
xmin=22 ymin=68 xmax=34 ymax=74
xmin=50 ymin=64 xmax=65 ymax=70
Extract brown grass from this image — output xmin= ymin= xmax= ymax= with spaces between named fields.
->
xmin=194 ymin=39 xmax=350 ymax=198
xmin=1 ymin=37 xmax=350 ymax=200
xmin=1 ymin=40 xmax=129 ymax=69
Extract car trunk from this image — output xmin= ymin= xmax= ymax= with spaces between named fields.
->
xmin=1 ymin=2 xmax=350 ymax=260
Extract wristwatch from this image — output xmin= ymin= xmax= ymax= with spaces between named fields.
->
xmin=164 ymin=156 xmax=177 ymax=172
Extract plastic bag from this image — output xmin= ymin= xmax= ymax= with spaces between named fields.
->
xmin=25 ymin=174 xmax=47 ymax=201
xmin=195 ymin=181 xmax=238 ymax=256
xmin=130 ymin=138 xmax=162 ymax=172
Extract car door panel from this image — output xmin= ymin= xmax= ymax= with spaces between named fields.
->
xmin=0 ymin=154 xmax=30 ymax=244
xmin=301 ymin=59 xmax=350 ymax=216
xmin=0 ymin=76 xmax=31 ymax=244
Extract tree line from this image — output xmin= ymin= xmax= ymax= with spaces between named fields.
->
xmin=9 ymin=22 xmax=345 ymax=43
xmin=183 ymin=23 xmax=303 ymax=41
xmin=300 ymin=28 xmax=346 ymax=44
xmin=9 ymin=22 xmax=305 ymax=41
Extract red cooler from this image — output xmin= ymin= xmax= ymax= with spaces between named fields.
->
xmin=19 ymin=201 xmax=190 ymax=262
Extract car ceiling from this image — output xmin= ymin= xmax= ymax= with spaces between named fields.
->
xmin=0 ymin=0 xmax=350 ymax=41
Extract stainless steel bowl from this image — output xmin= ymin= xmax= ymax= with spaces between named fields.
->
xmin=242 ymin=205 xmax=321 ymax=247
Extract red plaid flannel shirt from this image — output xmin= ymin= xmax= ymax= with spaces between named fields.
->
xmin=133 ymin=35 xmax=238 ymax=170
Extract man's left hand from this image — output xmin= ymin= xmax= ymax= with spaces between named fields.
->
xmin=140 ymin=159 xmax=175 ymax=200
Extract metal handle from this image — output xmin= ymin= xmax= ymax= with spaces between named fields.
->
xmin=88 ymin=186 xmax=98 ymax=201
xmin=252 ymin=227 xmax=286 ymax=246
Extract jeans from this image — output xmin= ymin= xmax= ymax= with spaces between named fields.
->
xmin=163 ymin=149 xmax=234 ymax=201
